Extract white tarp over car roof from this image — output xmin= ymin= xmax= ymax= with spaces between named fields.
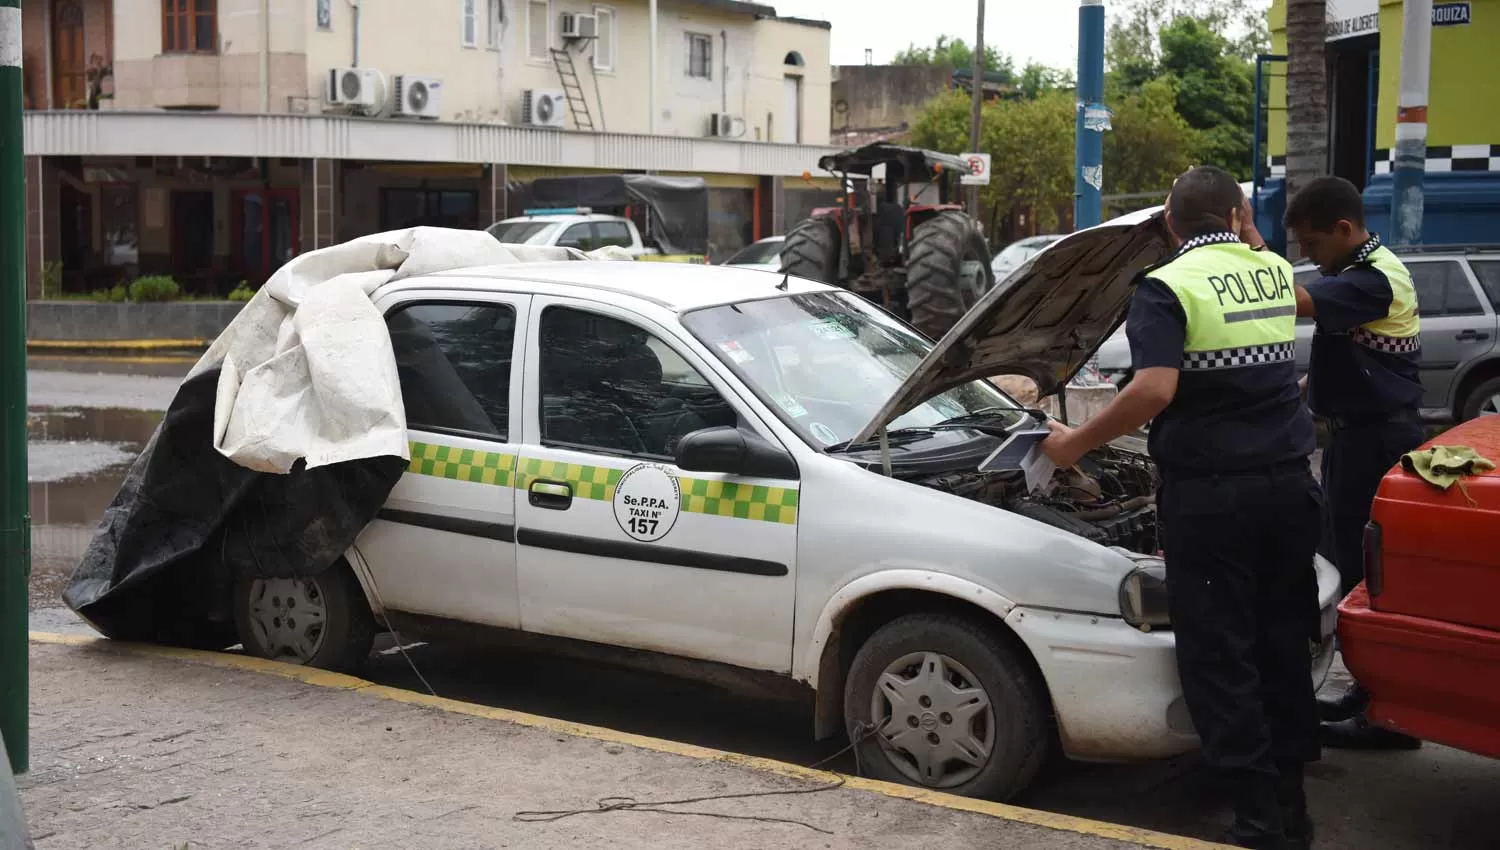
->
xmin=193 ymin=226 xmax=632 ymax=474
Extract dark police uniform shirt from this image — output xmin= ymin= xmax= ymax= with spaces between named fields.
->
xmin=1127 ymin=231 xmax=1316 ymax=476
xmin=1303 ymin=235 xmax=1424 ymax=420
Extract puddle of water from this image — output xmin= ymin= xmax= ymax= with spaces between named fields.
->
xmin=26 ymin=405 xmax=162 ymax=610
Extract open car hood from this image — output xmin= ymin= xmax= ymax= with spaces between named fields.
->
xmin=851 ymin=209 xmax=1172 ymax=444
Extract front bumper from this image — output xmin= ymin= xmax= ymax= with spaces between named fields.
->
xmin=1006 ymin=554 xmax=1341 ymax=762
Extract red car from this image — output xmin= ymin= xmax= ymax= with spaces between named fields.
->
xmin=1337 ymin=415 xmax=1500 ymax=759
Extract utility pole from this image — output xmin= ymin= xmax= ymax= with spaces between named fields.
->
xmin=1391 ymin=0 xmax=1433 ymax=246
xmin=967 ymin=0 xmax=986 ymax=218
xmin=0 ymin=0 xmax=29 ymax=776
xmin=1074 ymin=0 xmax=1106 ymax=230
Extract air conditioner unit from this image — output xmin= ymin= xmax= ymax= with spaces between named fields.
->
xmin=324 ymin=67 xmax=387 ymax=113
xmin=709 ymin=113 xmax=736 ymax=137
xmin=560 ymin=12 xmax=598 ymax=40
xmin=523 ymin=89 xmax=567 ymax=128
xmin=392 ymin=74 xmax=444 ymax=120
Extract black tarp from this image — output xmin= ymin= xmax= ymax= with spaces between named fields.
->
xmin=528 ymin=174 xmax=709 ymax=256
xmin=62 ymin=367 xmax=407 ymax=647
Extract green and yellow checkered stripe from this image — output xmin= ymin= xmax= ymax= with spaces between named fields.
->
xmin=404 ymin=443 xmax=798 ymax=524
xmin=407 ymin=441 xmax=518 ymax=487
xmin=679 ymin=478 xmax=799 ymax=525
xmin=515 ymin=457 xmax=623 ymax=502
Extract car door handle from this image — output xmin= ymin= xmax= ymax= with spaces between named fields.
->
xmin=528 ymin=480 xmax=573 ymax=510
xmin=1455 ymin=329 xmax=1491 ymax=342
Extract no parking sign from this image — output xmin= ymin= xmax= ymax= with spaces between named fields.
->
xmin=960 ymin=152 xmax=991 ymax=186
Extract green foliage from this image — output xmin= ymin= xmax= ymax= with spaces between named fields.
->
xmin=90 ymin=284 xmax=129 ymax=303
xmin=1017 ymin=62 xmax=1076 ymax=99
xmin=227 ymin=281 xmax=256 ymax=302
xmin=127 ymin=275 xmax=182 ymax=303
xmin=1104 ymin=78 xmax=1199 ymax=195
xmin=893 ymin=35 xmax=1015 ymax=81
xmin=40 ymin=261 xmax=64 ymax=299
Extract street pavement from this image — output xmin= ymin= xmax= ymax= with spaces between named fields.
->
xmin=23 ymin=361 xmax=1500 ymax=850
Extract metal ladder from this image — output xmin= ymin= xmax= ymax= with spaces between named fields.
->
xmin=549 ymin=48 xmax=595 ymax=132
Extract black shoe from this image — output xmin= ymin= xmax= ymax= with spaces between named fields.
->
xmin=1222 ymin=774 xmax=1291 ymax=849
xmin=1321 ymin=715 xmax=1423 ymax=750
xmin=1317 ymin=684 xmax=1369 ymax=723
xmin=1276 ymin=765 xmax=1314 ymax=850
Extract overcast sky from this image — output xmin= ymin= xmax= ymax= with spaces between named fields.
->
xmin=771 ymin=0 xmax=1271 ymax=71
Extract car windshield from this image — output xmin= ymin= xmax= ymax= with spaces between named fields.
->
xmin=486 ymin=221 xmax=558 ymax=244
xmin=991 ymin=237 xmax=1059 ymax=271
xmin=681 ymin=291 xmax=1022 ymax=448
xmin=725 ymin=240 xmax=783 ymax=266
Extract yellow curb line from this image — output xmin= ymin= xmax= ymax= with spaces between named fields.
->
xmin=27 ymin=339 xmax=209 ymax=351
xmin=26 ymin=353 xmax=201 ymax=366
xmin=29 ymin=631 xmax=1229 ymax=850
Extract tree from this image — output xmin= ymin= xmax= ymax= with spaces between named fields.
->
xmin=1284 ymin=0 xmax=1328 ymax=260
xmin=1104 ymin=78 xmax=1199 ymax=196
xmin=1017 ymin=62 xmax=1076 ymax=99
xmin=893 ymin=35 xmax=1015 ymax=82
xmin=1107 ymin=0 xmax=1269 ymax=67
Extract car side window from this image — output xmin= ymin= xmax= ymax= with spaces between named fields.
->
xmin=595 ymin=220 xmax=634 ymax=248
xmin=387 ymin=302 xmax=516 ymax=440
xmin=539 ymin=306 xmax=738 ymax=458
xmin=558 ymin=223 xmax=596 ymax=250
xmin=1466 ymin=259 xmax=1500 ymax=309
xmin=1410 ymin=261 xmax=1482 ymax=317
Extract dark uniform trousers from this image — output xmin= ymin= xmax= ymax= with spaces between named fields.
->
xmin=1319 ymin=411 xmax=1426 ymax=595
xmin=1159 ymin=461 xmax=1324 ymax=781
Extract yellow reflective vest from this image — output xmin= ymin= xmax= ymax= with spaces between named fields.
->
xmin=1149 ymin=235 xmax=1299 ymax=371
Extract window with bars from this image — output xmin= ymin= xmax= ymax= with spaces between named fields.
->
xmin=686 ymin=33 xmax=712 ymax=79
xmin=162 ymin=0 xmax=218 ymax=54
xmin=462 ymin=0 xmax=478 ymax=47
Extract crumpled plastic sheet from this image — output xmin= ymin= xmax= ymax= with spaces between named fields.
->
xmin=64 ymin=227 xmax=632 ymax=645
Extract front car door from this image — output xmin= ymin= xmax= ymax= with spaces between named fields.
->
xmin=352 ymin=293 xmax=530 ymax=628
xmin=1406 ymin=258 xmax=1497 ymax=410
xmin=513 ymin=297 xmax=799 ymax=673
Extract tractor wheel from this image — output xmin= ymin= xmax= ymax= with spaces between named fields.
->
xmin=905 ymin=211 xmax=995 ymax=340
xmin=778 ymin=216 xmax=841 ymax=284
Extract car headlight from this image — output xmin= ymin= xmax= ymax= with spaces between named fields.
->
xmin=1119 ymin=558 xmax=1170 ymax=630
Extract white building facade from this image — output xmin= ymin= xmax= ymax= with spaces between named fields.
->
xmin=21 ymin=0 xmax=840 ymax=296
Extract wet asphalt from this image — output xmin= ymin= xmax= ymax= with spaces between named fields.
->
xmin=22 ymin=357 xmax=1500 ymax=850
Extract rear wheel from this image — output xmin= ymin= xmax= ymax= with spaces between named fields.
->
xmin=778 ymin=216 xmax=841 ymax=284
xmin=233 ymin=560 xmax=376 ymax=673
xmin=1459 ymin=374 xmax=1500 ymax=421
xmin=905 ymin=211 xmax=994 ymax=340
xmin=844 ymin=613 xmax=1050 ymax=801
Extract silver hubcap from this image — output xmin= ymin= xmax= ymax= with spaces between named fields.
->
xmin=247 ymin=577 xmax=329 ymax=663
xmin=870 ymin=651 xmax=995 ymax=788
xmin=959 ymin=260 xmax=988 ymax=303
xmin=1480 ymin=393 xmax=1500 ymax=416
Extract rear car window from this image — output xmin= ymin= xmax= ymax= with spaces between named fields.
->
xmin=387 ymin=302 xmax=517 ymax=440
xmin=1467 ymin=259 xmax=1500 ymax=309
xmin=1409 ymin=260 xmax=1484 ymax=317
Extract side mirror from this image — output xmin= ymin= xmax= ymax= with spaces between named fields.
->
xmin=557 ymin=239 xmax=584 ymax=250
xmin=674 ymin=426 xmax=799 ymax=481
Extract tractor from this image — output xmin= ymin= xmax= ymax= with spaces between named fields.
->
xmin=778 ymin=143 xmax=995 ymax=340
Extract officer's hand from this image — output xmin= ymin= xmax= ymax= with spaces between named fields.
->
xmin=1039 ymin=420 xmax=1087 ymax=469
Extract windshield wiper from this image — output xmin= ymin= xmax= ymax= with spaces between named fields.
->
xmin=823 ymin=428 xmax=935 ymax=454
xmin=932 ymin=406 xmax=1023 ymax=428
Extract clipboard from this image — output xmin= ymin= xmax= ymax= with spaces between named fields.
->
xmin=977 ymin=425 xmax=1057 ymax=493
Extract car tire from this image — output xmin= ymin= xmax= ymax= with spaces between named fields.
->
xmin=1458 ymin=374 xmax=1500 ymax=421
xmin=843 ymin=613 xmax=1050 ymax=801
xmin=906 ymin=211 xmax=995 ymax=340
xmin=778 ymin=216 xmax=840 ymax=284
xmin=233 ymin=559 xmax=377 ymax=673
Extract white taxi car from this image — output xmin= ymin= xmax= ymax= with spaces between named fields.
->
xmin=236 ymin=214 xmax=1341 ymax=802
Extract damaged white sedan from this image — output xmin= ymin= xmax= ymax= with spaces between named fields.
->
xmin=237 ymin=215 xmax=1340 ymax=801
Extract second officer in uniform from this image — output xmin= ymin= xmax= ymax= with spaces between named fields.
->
xmin=1041 ymin=166 xmax=1322 ymax=849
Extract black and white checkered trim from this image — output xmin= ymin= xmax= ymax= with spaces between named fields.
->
xmin=1176 ymin=231 xmax=1241 ymax=257
xmin=1351 ymin=328 xmax=1420 ymax=354
xmin=1372 ymin=145 xmax=1500 ymax=175
xmin=1182 ymin=341 xmax=1296 ymax=371
xmin=1267 ymin=154 xmax=1286 ymax=178
xmin=1348 ymin=234 xmax=1381 ymax=265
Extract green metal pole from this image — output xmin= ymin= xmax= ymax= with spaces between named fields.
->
xmin=0 ymin=0 xmax=29 ymax=775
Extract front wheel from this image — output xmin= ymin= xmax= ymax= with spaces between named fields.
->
xmin=233 ymin=560 xmax=377 ymax=672
xmin=843 ymin=613 xmax=1050 ymax=801
xmin=1459 ymin=374 xmax=1500 ymax=421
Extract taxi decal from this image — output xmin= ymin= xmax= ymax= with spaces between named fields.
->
xmin=408 ymin=441 xmax=517 ymax=486
xmin=408 ymin=441 xmax=798 ymax=525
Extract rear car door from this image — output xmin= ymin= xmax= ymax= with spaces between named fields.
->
xmin=1407 ymin=258 xmax=1496 ymax=409
xmin=513 ymin=297 xmax=799 ymax=673
xmin=353 ymin=293 xmax=529 ymax=628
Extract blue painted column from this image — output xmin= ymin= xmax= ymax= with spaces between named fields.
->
xmin=1075 ymin=0 xmax=1106 ymax=230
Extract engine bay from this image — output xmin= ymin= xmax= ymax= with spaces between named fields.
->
xmin=904 ymin=443 xmax=1161 ymax=554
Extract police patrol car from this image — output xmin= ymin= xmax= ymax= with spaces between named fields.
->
xmin=238 ymin=212 xmax=1341 ymax=801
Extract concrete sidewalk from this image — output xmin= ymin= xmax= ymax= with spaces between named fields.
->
xmin=18 ymin=636 xmax=1228 ymax=850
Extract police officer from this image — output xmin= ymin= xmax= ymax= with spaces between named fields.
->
xmin=1284 ymin=176 xmax=1425 ymax=750
xmin=1041 ymin=166 xmax=1321 ymax=850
